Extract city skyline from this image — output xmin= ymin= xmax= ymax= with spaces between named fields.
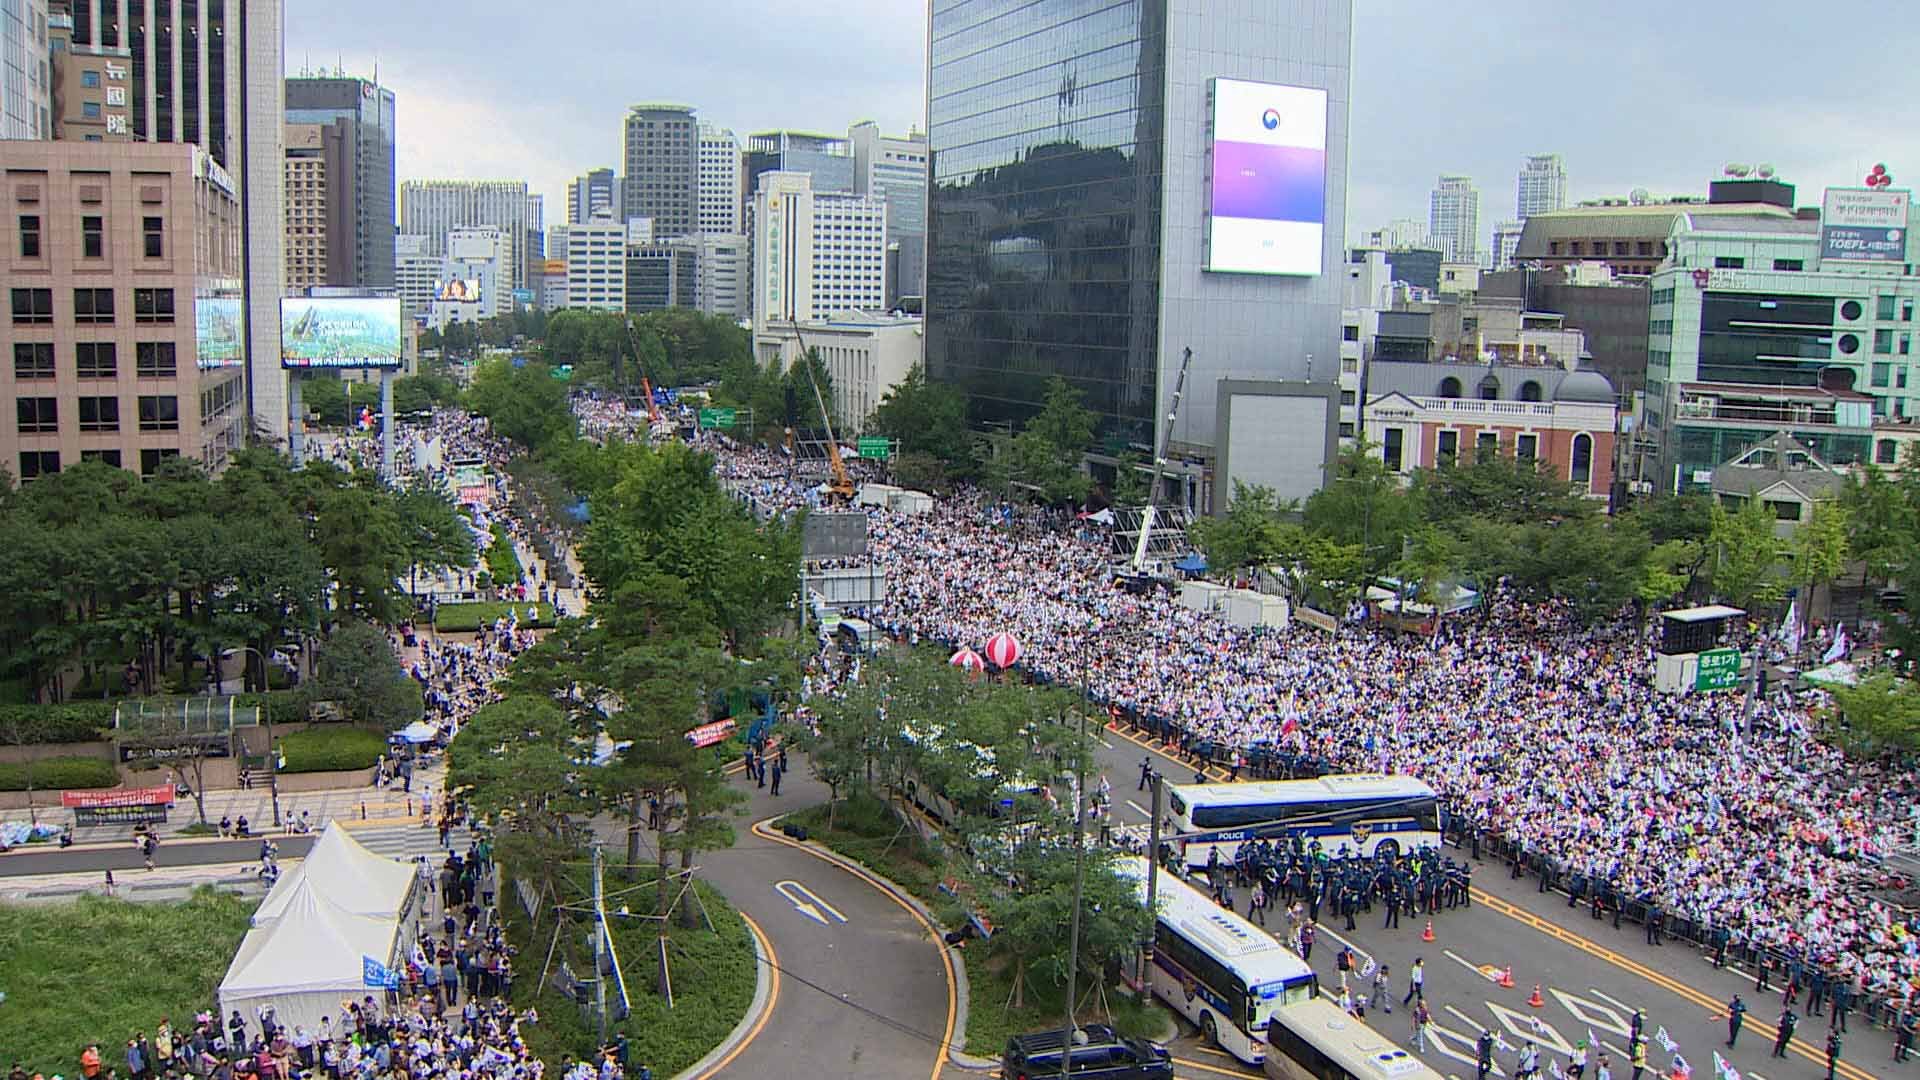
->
xmin=286 ymin=0 xmax=1919 ymax=241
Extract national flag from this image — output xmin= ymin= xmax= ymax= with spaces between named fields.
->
xmin=1361 ymin=957 xmax=1376 ymax=977
xmin=1672 ymin=1053 xmax=1691 ymax=1079
xmin=1655 ymin=1027 xmax=1677 ymax=1053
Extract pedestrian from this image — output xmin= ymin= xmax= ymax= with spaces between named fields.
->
xmin=1518 ymin=1042 xmax=1541 ymax=1080
xmin=1594 ymin=1053 xmax=1611 ymax=1080
xmin=770 ymin=759 xmax=783 ymax=796
xmin=1374 ymin=965 xmax=1392 ymax=1015
xmin=1568 ymin=1040 xmax=1588 ymax=1080
xmin=1403 ymin=957 xmax=1425 ymax=1006
xmin=1138 ymin=756 xmax=1153 ymax=792
xmin=1299 ymin=921 xmax=1315 ymax=963
xmin=1476 ymin=1030 xmax=1495 ymax=1080
xmin=103 ymin=868 xmax=115 ymax=896
xmin=1726 ymin=994 xmax=1748 ymax=1048
xmin=1249 ymin=880 xmax=1267 ymax=926
xmin=1627 ymin=1041 xmax=1645 ymax=1080
xmin=1411 ymin=1000 xmax=1430 ymax=1052
xmin=1773 ymin=1008 xmax=1797 ymax=1058
xmin=1825 ymin=1029 xmax=1841 ymax=1080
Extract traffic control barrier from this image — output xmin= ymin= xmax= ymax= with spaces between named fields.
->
xmin=1498 ymin=966 xmax=1515 ymax=989
xmin=1528 ymin=984 xmax=1544 ymax=1008
xmin=1422 ymin=919 xmax=1435 ymax=942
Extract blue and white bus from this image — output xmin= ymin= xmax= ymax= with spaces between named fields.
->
xmin=1167 ymin=774 xmax=1442 ymax=871
xmin=1116 ymin=856 xmax=1317 ymax=1064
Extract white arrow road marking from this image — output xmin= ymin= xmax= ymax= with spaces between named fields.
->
xmin=1446 ymin=1006 xmax=1487 ymax=1031
xmin=1550 ymin=990 xmax=1631 ymax=1037
xmin=1486 ymin=1001 xmax=1574 ymax=1056
xmin=774 ymin=880 xmax=847 ymax=926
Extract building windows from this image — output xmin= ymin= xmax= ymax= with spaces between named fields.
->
xmin=1339 ymin=390 xmax=1356 ymax=406
xmin=1874 ymin=363 xmax=1893 ymax=388
xmin=1773 ymin=259 xmax=1803 ymax=272
xmin=82 ymin=101 xmax=101 ymax=119
xmin=16 ymin=396 xmax=58 ymax=433
xmin=81 ymin=70 xmax=100 ymax=88
xmin=1342 ymin=324 xmax=1359 ymax=342
xmin=1516 ymin=433 xmax=1539 ymax=460
xmin=1478 ymin=375 xmax=1500 ymax=400
xmin=18 ymin=450 xmax=59 ymax=479
xmin=1437 ymin=429 xmax=1458 ymax=464
xmin=12 ymin=343 xmax=54 ymax=380
xmin=81 ymin=215 xmax=104 ymax=258
xmin=1571 ymin=432 xmax=1593 ymax=486
xmin=10 ymin=287 xmax=53 ymax=323
xmin=1879 ymin=439 xmax=1900 ymax=465
xmin=1382 ymin=427 xmax=1405 ymax=472
xmin=1768 ymin=499 xmax=1803 ymax=523
xmin=139 ymin=448 xmax=179 ymax=476
xmin=77 ymin=342 xmax=117 ymax=378
xmin=1476 ymin=431 xmax=1499 ymax=459
xmin=1879 ymin=295 xmax=1900 ymax=321
xmin=1519 ymin=380 xmax=1543 ymax=402
xmin=74 ymin=287 xmax=114 ymax=324
xmin=1438 ymin=376 xmax=1462 ymax=398
xmin=142 ymin=216 xmax=164 ymax=258
xmin=78 ymin=395 xmax=119 ymax=432
xmin=137 ymin=395 xmax=179 ymax=431
xmin=133 ymin=288 xmax=174 ymax=323
xmin=1713 ymin=256 xmax=1744 ymax=269
xmin=80 ymin=449 xmax=122 ymax=467
xmin=18 ymin=214 xmax=40 ymax=257
xmin=1877 ymin=330 xmax=1897 ymax=354
xmin=136 ymin=341 xmax=176 ymax=377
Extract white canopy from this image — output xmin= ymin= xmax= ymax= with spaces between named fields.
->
xmin=253 ymin=823 xmax=416 ymax=926
xmin=399 ymin=720 xmax=441 ymax=744
xmin=219 ymin=880 xmax=399 ymax=1034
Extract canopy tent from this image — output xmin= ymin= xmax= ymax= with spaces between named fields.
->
xmin=1173 ymin=553 xmax=1208 ymax=574
xmin=219 ymin=880 xmax=399 ymax=1035
xmin=398 ymin=720 xmax=441 ymax=744
xmin=253 ymin=823 xmax=417 ymax=926
xmin=1800 ymin=660 xmax=1860 ymax=688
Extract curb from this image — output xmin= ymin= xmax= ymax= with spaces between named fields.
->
xmin=674 ymin=911 xmax=774 ymax=1080
xmin=754 ymin=816 xmax=999 ymax=1073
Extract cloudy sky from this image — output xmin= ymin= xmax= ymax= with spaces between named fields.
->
xmin=288 ymin=0 xmax=1904 ymax=239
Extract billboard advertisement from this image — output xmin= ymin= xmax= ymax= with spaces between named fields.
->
xmin=435 ymin=278 xmax=483 ymax=303
xmin=280 ymin=297 xmax=404 ymax=369
xmin=1206 ymin=78 xmax=1328 ymax=276
xmin=1821 ymin=187 xmax=1909 ymax=263
xmin=194 ymin=293 xmax=244 ymax=370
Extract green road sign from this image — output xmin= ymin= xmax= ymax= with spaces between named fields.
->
xmin=699 ymin=407 xmax=737 ymax=430
xmin=857 ymin=436 xmax=891 ymax=460
xmin=1695 ymin=647 xmax=1742 ymax=691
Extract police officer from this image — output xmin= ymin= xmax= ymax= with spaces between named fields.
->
xmin=1895 ymin=1006 xmax=1915 ymax=1063
xmin=1137 ymin=755 xmax=1153 ymax=792
xmin=1726 ymin=994 xmax=1748 ymax=1048
xmin=1476 ymin=1029 xmax=1495 ymax=1080
xmin=1824 ymin=1028 xmax=1841 ymax=1080
xmin=1772 ymin=1008 xmax=1797 ymax=1058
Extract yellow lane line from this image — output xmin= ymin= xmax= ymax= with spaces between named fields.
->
xmin=1171 ymin=1054 xmax=1264 ymax=1079
xmin=690 ymin=910 xmax=780 ymax=1080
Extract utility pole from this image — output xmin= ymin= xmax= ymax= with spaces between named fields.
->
xmin=1141 ymin=772 xmax=1163 ymax=988
xmin=593 ymin=843 xmax=609 ymax=1046
xmin=1061 ymin=696 xmax=1090 ymax=1077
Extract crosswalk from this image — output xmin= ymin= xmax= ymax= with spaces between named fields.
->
xmin=346 ymin=822 xmax=478 ymax=863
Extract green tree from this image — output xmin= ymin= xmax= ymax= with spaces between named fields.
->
xmin=1303 ymin=440 xmax=1423 ymax=575
xmin=448 ymin=694 xmax=599 ymax=910
xmin=463 ymin=356 xmax=577 ymax=452
xmin=870 ymin=362 xmax=971 ymax=463
xmin=1828 ymin=671 xmax=1920 ymax=755
xmin=1412 ymin=453 xmax=1593 ymax=528
xmin=1706 ymin=496 xmax=1786 ymax=609
xmin=1787 ymin=502 xmax=1852 ymax=643
xmin=303 ymin=620 xmax=422 ymax=729
xmin=1189 ymin=482 xmax=1290 ymax=573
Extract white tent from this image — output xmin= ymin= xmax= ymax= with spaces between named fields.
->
xmin=253 ymin=823 xmax=417 ymax=927
xmin=219 ymin=880 xmax=399 ymax=1035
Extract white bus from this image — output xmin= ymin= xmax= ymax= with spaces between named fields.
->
xmin=1264 ymin=995 xmax=1444 ymax=1080
xmin=1168 ymin=774 xmax=1442 ymax=871
xmin=1116 ymin=856 xmax=1317 ymax=1065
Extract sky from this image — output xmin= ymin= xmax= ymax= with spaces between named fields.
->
xmin=287 ymin=0 xmax=1912 ymax=241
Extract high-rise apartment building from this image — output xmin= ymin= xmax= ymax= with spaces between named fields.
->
xmin=1492 ymin=220 xmax=1525 ymax=272
xmin=1429 ymin=175 xmax=1481 ymax=265
xmin=566 ymin=167 xmax=619 ymax=226
xmin=398 ymin=180 xmax=537 ymax=290
xmin=283 ymin=120 xmax=342 ymax=289
xmin=2 ymin=142 xmax=248 ymax=480
xmin=2 ymin=0 xmax=50 ymax=138
xmin=749 ymin=171 xmax=886 ymax=352
xmin=1517 ymin=153 xmax=1568 ymax=220
xmin=927 ymin=0 xmax=1353 ymax=482
xmin=850 ymin=120 xmax=927 ymax=302
xmin=697 ymin=124 xmax=741 ymax=235
xmin=621 ymin=104 xmax=698 ymax=239
xmin=393 ymin=233 xmax=439 ymax=318
xmin=564 ymin=220 xmax=626 ymax=311
xmin=59 ymin=0 xmax=286 ymax=444
xmin=692 ymin=233 xmax=747 ymax=321
xmin=285 ymin=74 xmax=396 ymax=289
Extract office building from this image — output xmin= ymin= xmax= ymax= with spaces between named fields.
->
xmin=927 ymin=0 xmax=1353 ymax=504
xmin=565 ymin=220 xmax=626 ymax=311
xmin=1644 ymin=184 xmax=1920 ymax=490
xmin=1480 ymin=263 xmax=1651 ymax=401
xmin=743 ymin=130 xmax=852 ymax=229
xmin=1365 ymin=219 xmax=1428 ymax=252
xmin=622 ymin=103 xmax=697 ymax=239
xmin=398 ymin=179 xmax=537 ymax=290
xmin=1513 ymin=178 xmax=1798 ymax=278
xmin=1429 ymin=175 xmax=1480 ymax=265
xmin=1517 ymin=154 xmax=1568 ymax=220
xmin=1492 ymin=220 xmax=1524 ymax=271
xmin=2 ymin=0 xmax=49 ymax=138
xmin=283 ymin=120 xmax=341 ymax=289
xmin=393 ymin=234 xmax=439 ymax=319
xmin=46 ymin=4 xmax=131 ymax=143
xmin=755 ymin=312 xmax=922 ymax=430
xmin=426 ymin=227 xmax=509 ymax=330
xmin=566 ymin=167 xmax=620 ymax=226
xmin=537 ymin=257 xmax=567 ymax=312
xmin=57 ymin=0 xmax=284 ymax=445
xmin=3 ymin=142 xmax=247 ymax=480
xmin=749 ymin=171 xmax=886 ymax=345
xmin=285 ymin=74 xmax=395 ymax=288
xmin=625 ymin=239 xmax=697 ymax=314
xmin=850 ymin=120 xmax=927 ymax=300
xmin=692 ymin=232 xmax=747 ymax=321
xmin=697 ymin=125 xmax=741 ymax=235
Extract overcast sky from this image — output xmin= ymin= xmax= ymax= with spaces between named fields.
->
xmin=288 ymin=0 xmax=1908 ymax=240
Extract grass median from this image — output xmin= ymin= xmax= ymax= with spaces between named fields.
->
xmin=276 ymin=725 xmax=386 ymax=773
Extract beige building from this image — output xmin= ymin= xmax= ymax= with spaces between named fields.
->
xmin=284 ymin=121 xmax=336 ymax=289
xmin=47 ymin=4 xmax=133 ymax=143
xmin=752 ymin=312 xmax=923 ymax=431
xmin=3 ymin=141 xmax=246 ymax=481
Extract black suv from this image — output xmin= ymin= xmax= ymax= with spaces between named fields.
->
xmin=1001 ymin=1024 xmax=1174 ymax=1080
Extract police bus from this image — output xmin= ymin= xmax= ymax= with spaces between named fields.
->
xmin=1263 ymin=994 xmax=1443 ymax=1080
xmin=1115 ymin=856 xmax=1316 ymax=1064
xmin=1167 ymin=774 xmax=1442 ymax=871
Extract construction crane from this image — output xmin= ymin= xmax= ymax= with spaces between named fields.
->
xmin=621 ymin=317 xmax=674 ymax=439
xmin=783 ymin=321 xmax=856 ymax=502
xmin=1129 ymin=346 xmax=1193 ymax=575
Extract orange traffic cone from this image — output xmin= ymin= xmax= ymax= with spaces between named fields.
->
xmin=1421 ymin=919 xmax=1435 ymax=942
xmin=1527 ymin=984 xmax=1545 ymax=1008
xmin=1498 ymin=966 xmax=1515 ymax=989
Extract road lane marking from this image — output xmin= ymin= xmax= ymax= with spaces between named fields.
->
xmin=1446 ymin=1005 xmax=1487 ymax=1031
xmin=1587 ymin=988 xmax=1639 ymax=1015
xmin=1426 ymin=1020 xmax=1504 ymax=1075
xmin=773 ymin=879 xmax=848 ymax=925
xmin=1443 ymin=948 xmax=1492 ymax=979
xmin=1550 ymin=989 xmax=1629 ymax=1037
xmin=1485 ymin=1001 xmax=1572 ymax=1055
xmin=1171 ymin=1056 xmax=1264 ymax=1079
xmin=1127 ymin=799 xmax=1153 ymax=820
xmin=689 ymin=910 xmax=779 ymax=1080
xmin=1471 ymin=888 xmax=1876 ymax=1080
xmin=1315 ymin=924 xmax=1376 ymax=972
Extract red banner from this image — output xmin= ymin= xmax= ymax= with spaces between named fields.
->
xmin=685 ymin=719 xmax=738 ymax=748
xmin=62 ymin=784 xmax=176 ymax=809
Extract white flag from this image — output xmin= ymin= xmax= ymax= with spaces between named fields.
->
xmin=1822 ymin=626 xmax=1850 ymax=665
xmin=1712 ymin=1051 xmax=1740 ymax=1080
xmin=1778 ymin=600 xmax=1799 ymax=641
xmin=1655 ymin=1027 xmax=1678 ymax=1053
xmin=1549 ymin=1063 xmax=1566 ymax=1080
xmin=1496 ymin=1035 xmax=1517 ymax=1054
xmin=1362 ymin=957 xmax=1377 ymax=977
xmin=1673 ymin=1053 xmax=1691 ymax=1079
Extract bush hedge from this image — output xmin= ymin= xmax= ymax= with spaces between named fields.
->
xmin=433 ymin=601 xmax=555 ymax=633
xmin=0 ymin=756 xmax=121 ymax=791
xmin=276 ymin=726 xmax=386 ymax=774
xmin=485 ymin=524 xmax=522 ymax=585
xmin=0 ymin=702 xmax=114 ymax=745
xmin=232 ymin=690 xmax=306 ymax=728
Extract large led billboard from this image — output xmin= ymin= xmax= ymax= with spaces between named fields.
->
xmin=1206 ymin=79 xmax=1328 ymax=276
xmin=1821 ymin=187 xmax=1909 ymax=263
xmin=280 ymin=297 xmax=404 ymax=370
xmin=194 ymin=294 xmax=244 ymax=370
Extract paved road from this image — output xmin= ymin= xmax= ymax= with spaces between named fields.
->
xmin=0 ymin=833 xmax=315 ymax=876
xmin=1083 ymin=719 xmax=1896 ymax=1080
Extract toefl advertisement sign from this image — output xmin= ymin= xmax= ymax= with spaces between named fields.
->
xmin=1206 ymin=78 xmax=1328 ymax=276
xmin=1821 ymin=187 xmax=1909 ymax=263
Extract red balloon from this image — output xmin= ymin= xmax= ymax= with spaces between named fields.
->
xmin=984 ymin=632 xmax=1022 ymax=670
xmin=1875 ymin=163 xmax=1888 ymax=175
xmin=948 ymin=647 xmax=985 ymax=672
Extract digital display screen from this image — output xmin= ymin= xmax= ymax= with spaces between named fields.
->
xmin=1206 ymin=79 xmax=1328 ymax=276
xmin=435 ymin=278 xmax=483 ymax=303
xmin=280 ymin=297 xmax=404 ymax=369
xmin=194 ymin=294 xmax=244 ymax=369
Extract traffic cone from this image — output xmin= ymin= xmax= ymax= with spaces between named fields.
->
xmin=1421 ymin=919 xmax=1435 ymax=942
xmin=1528 ymin=984 xmax=1545 ymax=1008
xmin=1498 ymin=966 xmax=1515 ymax=989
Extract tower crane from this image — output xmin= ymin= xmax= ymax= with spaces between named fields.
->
xmin=1129 ymin=346 xmax=1193 ymax=575
xmin=786 ymin=321 xmax=856 ymax=502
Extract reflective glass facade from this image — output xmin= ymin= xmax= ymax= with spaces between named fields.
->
xmin=928 ymin=0 xmax=1166 ymax=444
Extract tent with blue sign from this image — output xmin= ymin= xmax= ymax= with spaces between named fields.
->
xmin=217 ymin=874 xmax=401 ymax=1035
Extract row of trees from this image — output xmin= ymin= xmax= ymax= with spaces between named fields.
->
xmin=869 ymin=367 xmax=1100 ymax=502
xmin=0 ymin=452 xmax=474 ymax=702
xmin=537 ymin=309 xmax=751 ymax=394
